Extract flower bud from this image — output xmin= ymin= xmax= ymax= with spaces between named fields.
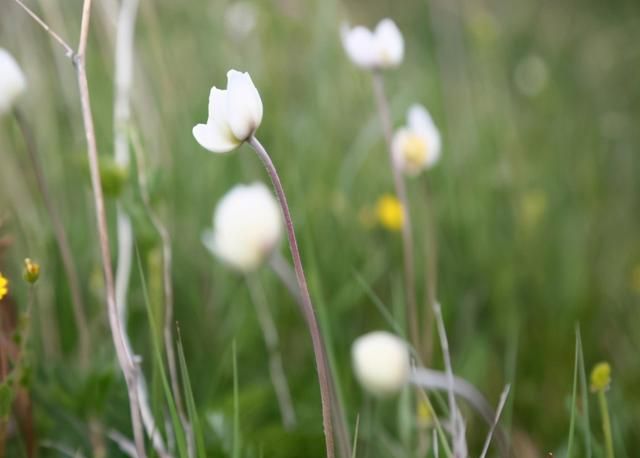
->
xmin=341 ymin=19 xmax=404 ymax=70
xmin=0 ymin=273 xmax=8 ymax=300
xmin=352 ymin=331 xmax=410 ymax=396
xmin=23 ymin=258 xmax=40 ymax=284
xmin=590 ymin=362 xmax=611 ymax=392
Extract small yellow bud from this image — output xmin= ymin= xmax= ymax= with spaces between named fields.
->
xmin=590 ymin=362 xmax=611 ymax=392
xmin=0 ymin=273 xmax=8 ymax=300
xmin=23 ymin=258 xmax=40 ymax=284
xmin=376 ymin=194 xmax=404 ymax=232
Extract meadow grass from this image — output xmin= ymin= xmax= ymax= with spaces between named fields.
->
xmin=0 ymin=0 xmax=639 ymax=456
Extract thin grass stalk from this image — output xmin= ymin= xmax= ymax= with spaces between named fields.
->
xmin=421 ymin=178 xmax=438 ymax=364
xmin=246 ymin=275 xmax=297 ymax=429
xmin=598 ymin=390 xmax=614 ymax=458
xmin=12 ymin=109 xmax=91 ymax=368
xmin=248 ymin=136 xmax=335 ymax=458
xmin=479 ymin=384 xmax=510 ymax=458
xmin=9 ymin=1 xmax=148 ymax=454
xmin=370 ymin=72 xmax=420 ymax=353
xmin=432 ymin=301 xmax=462 ymax=456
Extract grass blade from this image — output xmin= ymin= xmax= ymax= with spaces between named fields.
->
xmin=576 ymin=326 xmax=592 ymax=458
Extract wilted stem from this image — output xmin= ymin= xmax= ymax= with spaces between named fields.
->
xmin=371 ymin=72 xmax=420 ymax=352
xmin=248 ymin=136 xmax=335 ymax=458
xmin=12 ymin=0 xmax=148 ymax=455
xmin=12 ymin=109 xmax=91 ymax=368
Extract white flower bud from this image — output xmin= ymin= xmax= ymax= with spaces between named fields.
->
xmin=193 ymin=70 xmax=263 ymax=153
xmin=352 ymin=331 xmax=410 ymax=396
xmin=392 ymin=104 xmax=441 ymax=175
xmin=0 ymin=48 xmax=27 ymax=115
xmin=202 ymin=182 xmax=282 ymax=272
xmin=341 ymin=18 xmax=404 ymax=70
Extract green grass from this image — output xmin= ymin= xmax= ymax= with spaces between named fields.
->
xmin=1 ymin=0 xmax=639 ymax=456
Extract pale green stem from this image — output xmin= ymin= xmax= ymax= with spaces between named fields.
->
xmin=598 ymin=390 xmax=614 ymax=458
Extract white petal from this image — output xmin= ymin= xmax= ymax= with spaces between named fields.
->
xmin=226 ymin=70 xmax=263 ymax=141
xmin=193 ymin=86 xmax=240 ymax=153
xmin=374 ymin=19 xmax=404 ymax=68
xmin=408 ymin=104 xmax=441 ymax=167
xmin=341 ymin=24 xmax=376 ymax=69
xmin=192 ymin=123 xmax=240 ymax=153
xmin=0 ymin=48 xmax=27 ymax=115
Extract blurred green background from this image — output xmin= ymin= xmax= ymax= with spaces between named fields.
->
xmin=1 ymin=0 xmax=639 ymax=456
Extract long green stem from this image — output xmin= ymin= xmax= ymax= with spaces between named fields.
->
xmin=249 ymin=136 xmax=335 ymax=458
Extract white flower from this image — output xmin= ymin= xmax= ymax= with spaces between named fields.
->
xmin=341 ymin=18 xmax=404 ymax=70
xmin=352 ymin=331 xmax=410 ymax=396
xmin=193 ymin=69 xmax=263 ymax=153
xmin=392 ymin=104 xmax=442 ymax=175
xmin=224 ymin=2 xmax=258 ymax=41
xmin=0 ymin=48 xmax=27 ymax=115
xmin=202 ymin=182 xmax=282 ymax=272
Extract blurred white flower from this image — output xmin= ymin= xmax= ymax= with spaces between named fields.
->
xmin=392 ymin=104 xmax=441 ymax=175
xmin=202 ymin=182 xmax=282 ymax=272
xmin=352 ymin=331 xmax=410 ymax=396
xmin=193 ymin=69 xmax=263 ymax=153
xmin=224 ymin=2 xmax=258 ymax=41
xmin=514 ymin=54 xmax=548 ymax=97
xmin=0 ymin=48 xmax=27 ymax=115
xmin=341 ymin=18 xmax=404 ymax=70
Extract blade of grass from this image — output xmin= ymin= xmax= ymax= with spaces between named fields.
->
xmin=232 ymin=340 xmax=240 ymax=458
xmin=351 ymin=414 xmax=360 ymax=458
xmin=415 ymin=389 xmax=452 ymax=458
xmin=567 ymin=326 xmax=580 ymax=458
xmin=176 ymin=329 xmax=207 ymax=458
xmin=353 ymin=272 xmax=405 ymax=338
xmin=136 ymin=248 xmax=189 ymax=458
xmin=576 ymin=326 xmax=592 ymax=458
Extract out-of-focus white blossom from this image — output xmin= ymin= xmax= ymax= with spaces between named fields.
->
xmin=352 ymin=331 xmax=410 ymax=396
xmin=224 ymin=2 xmax=258 ymax=41
xmin=193 ymin=70 xmax=263 ymax=153
xmin=341 ymin=19 xmax=404 ymax=70
xmin=0 ymin=48 xmax=27 ymax=115
xmin=514 ymin=54 xmax=548 ymax=97
xmin=202 ymin=182 xmax=282 ymax=272
xmin=392 ymin=104 xmax=441 ymax=175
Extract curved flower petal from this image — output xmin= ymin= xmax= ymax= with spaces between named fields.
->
xmin=192 ymin=123 xmax=240 ymax=153
xmin=341 ymin=24 xmax=376 ymax=69
xmin=226 ymin=70 xmax=263 ymax=141
xmin=374 ymin=19 xmax=404 ymax=68
xmin=193 ymin=87 xmax=240 ymax=153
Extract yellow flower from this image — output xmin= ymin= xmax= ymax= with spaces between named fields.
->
xmin=23 ymin=258 xmax=40 ymax=284
xmin=0 ymin=273 xmax=8 ymax=300
xmin=590 ymin=362 xmax=611 ymax=392
xmin=376 ymin=194 xmax=403 ymax=231
xmin=417 ymin=398 xmax=434 ymax=428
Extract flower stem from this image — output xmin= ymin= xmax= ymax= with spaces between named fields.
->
xmin=598 ymin=390 xmax=615 ymax=458
xmin=248 ymin=136 xmax=335 ymax=458
xmin=371 ymin=72 xmax=420 ymax=353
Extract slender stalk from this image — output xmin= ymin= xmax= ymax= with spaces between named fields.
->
xmin=479 ymin=384 xmax=510 ymax=458
xmin=268 ymin=252 xmax=352 ymax=458
xmin=371 ymin=72 xmax=420 ymax=352
xmin=598 ymin=390 xmax=614 ymax=458
xmin=421 ymin=179 xmax=438 ymax=364
xmin=12 ymin=0 xmax=148 ymax=454
xmin=12 ymin=109 xmax=91 ymax=368
xmin=246 ymin=275 xmax=297 ymax=429
xmin=113 ymin=0 xmax=176 ymax=454
xmin=432 ymin=301 xmax=462 ymax=455
xmin=248 ymin=136 xmax=335 ymax=458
